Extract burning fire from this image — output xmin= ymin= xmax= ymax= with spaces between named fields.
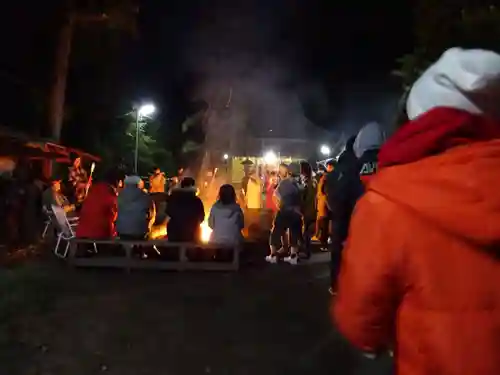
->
xmin=200 ymin=220 xmax=212 ymax=243
xmin=150 ymin=225 xmax=167 ymax=239
xmin=150 ymin=165 xmax=218 ymax=243
xmin=149 ymin=220 xmax=212 ymax=243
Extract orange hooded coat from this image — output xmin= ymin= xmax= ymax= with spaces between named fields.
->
xmin=333 ymin=112 xmax=500 ymax=374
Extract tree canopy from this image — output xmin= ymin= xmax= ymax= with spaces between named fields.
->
xmin=396 ymin=2 xmax=500 ymax=89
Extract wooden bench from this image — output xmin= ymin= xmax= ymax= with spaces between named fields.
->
xmin=68 ymin=238 xmax=240 ymax=272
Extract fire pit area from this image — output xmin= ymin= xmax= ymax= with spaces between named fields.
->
xmin=149 ymin=207 xmax=271 ymax=244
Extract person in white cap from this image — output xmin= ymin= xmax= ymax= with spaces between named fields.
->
xmin=333 ymin=48 xmax=500 ymax=375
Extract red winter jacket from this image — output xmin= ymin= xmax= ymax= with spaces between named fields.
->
xmin=76 ymin=182 xmax=117 ymax=239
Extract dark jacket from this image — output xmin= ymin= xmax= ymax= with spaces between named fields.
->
xmin=166 ymin=187 xmax=205 ymax=242
xmin=328 ymin=123 xmax=384 ymax=244
xmin=326 ymin=140 xmax=359 ymax=243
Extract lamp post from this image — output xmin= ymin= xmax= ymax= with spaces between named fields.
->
xmin=134 ymin=103 xmax=155 ymax=174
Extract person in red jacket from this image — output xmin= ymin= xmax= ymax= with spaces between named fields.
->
xmin=76 ymin=170 xmax=123 ymax=239
xmin=333 ymin=47 xmax=500 ymax=375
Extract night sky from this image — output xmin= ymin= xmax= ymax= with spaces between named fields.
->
xmin=0 ymin=0 xmax=414 ymax=141
xmin=132 ymin=0 xmax=414 ymax=133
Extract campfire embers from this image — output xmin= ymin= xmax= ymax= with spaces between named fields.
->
xmin=149 ymin=225 xmax=167 ymax=240
xmin=200 ymin=220 xmax=212 ymax=243
xmin=149 ymin=219 xmax=213 ymax=243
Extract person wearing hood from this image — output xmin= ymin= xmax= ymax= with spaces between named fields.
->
xmin=325 ymin=135 xmax=357 ymax=218
xmin=327 ymin=126 xmax=384 ymax=294
xmin=76 ymin=169 xmax=123 ymax=239
xmin=166 ymin=177 xmax=205 ymax=242
xmin=333 ymin=48 xmax=500 ymax=375
xmin=116 ymin=176 xmax=155 ymax=240
xmin=208 ymin=184 xmax=244 ymax=245
xmin=353 ymin=121 xmax=384 ymax=186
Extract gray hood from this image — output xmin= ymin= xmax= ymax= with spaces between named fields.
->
xmin=116 ymin=186 xmax=152 ymax=236
xmin=208 ymin=201 xmax=243 ymax=245
xmin=211 ymin=201 xmax=241 ymax=218
xmin=353 ymin=122 xmax=385 ymax=158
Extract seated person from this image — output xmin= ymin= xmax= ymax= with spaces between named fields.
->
xmin=116 ymin=176 xmax=155 ymax=240
xmin=208 ymin=184 xmax=244 ymax=246
xmin=42 ymin=177 xmax=75 ymax=213
xmin=76 ymin=170 xmax=123 ymax=239
xmin=166 ymin=177 xmax=205 ymax=242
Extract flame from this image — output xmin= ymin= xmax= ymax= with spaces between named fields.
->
xmin=150 ymin=222 xmax=212 ymax=243
xmin=200 ymin=220 xmax=212 ymax=243
xmin=150 ymin=225 xmax=167 ymax=239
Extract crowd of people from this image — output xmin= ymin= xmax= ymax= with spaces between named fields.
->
xmin=3 ymin=46 xmax=500 ymax=375
xmin=42 ymin=162 xmax=241 ymax=247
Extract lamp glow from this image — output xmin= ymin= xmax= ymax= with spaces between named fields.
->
xmin=263 ymin=150 xmax=278 ymax=164
xmin=138 ymin=104 xmax=155 ymax=117
xmin=320 ymin=145 xmax=331 ymax=156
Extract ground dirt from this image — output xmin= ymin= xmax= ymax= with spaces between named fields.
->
xmin=0 ymin=257 xmax=393 ymax=375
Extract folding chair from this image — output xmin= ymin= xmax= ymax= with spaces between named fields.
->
xmin=51 ymin=205 xmax=82 ymax=258
xmin=41 ymin=207 xmax=53 ymax=239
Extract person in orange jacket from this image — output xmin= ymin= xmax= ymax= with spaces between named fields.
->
xmin=333 ymin=47 xmax=500 ymax=375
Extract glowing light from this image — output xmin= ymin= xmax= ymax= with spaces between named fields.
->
xmin=150 ymin=225 xmax=167 ymax=239
xmin=263 ymin=150 xmax=278 ymax=164
xmin=138 ymin=104 xmax=155 ymax=117
xmin=223 ymin=153 xmax=229 ymax=160
xmin=320 ymin=145 xmax=331 ymax=156
xmin=200 ymin=221 xmax=212 ymax=243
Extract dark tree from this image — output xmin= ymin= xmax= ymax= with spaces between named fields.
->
xmin=47 ymin=0 xmax=138 ymax=141
xmin=395 ymin=1 xmax=500 ymax=89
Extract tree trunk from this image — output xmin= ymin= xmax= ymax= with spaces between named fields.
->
xmin=47 ymin=12 xmax=74 ymax=142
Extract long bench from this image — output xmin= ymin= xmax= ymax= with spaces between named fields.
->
xmin=68 ymin=238 xmax=240 ymax=272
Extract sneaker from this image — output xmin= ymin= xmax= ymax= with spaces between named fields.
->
xmin=284 ymin=253 xmax=298 ymax=265
xmin=320 ymin=247 xmax=329 ymax=252
xmin=265 ymin=254 xmax=278 ymax=264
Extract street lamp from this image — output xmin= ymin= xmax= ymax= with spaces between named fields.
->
xmin=263 ymin=150 xmax=278 ymax=164
xmin=223 ymin=153 xmax=229 ymax=160
xmin=320 ymin=145 xmax=331 ymax=156
xmin=134 ymin=103 xmax=156 ymax=174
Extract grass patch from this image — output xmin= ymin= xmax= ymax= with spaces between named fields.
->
xmin=0 ymin=262 xmax=62 ymax=374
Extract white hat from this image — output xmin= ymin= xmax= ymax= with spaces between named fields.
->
xmin=407 ymin=47 xmax=500 ymax=120
xmin=353 ymin=122 xmax=385 ymax=158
